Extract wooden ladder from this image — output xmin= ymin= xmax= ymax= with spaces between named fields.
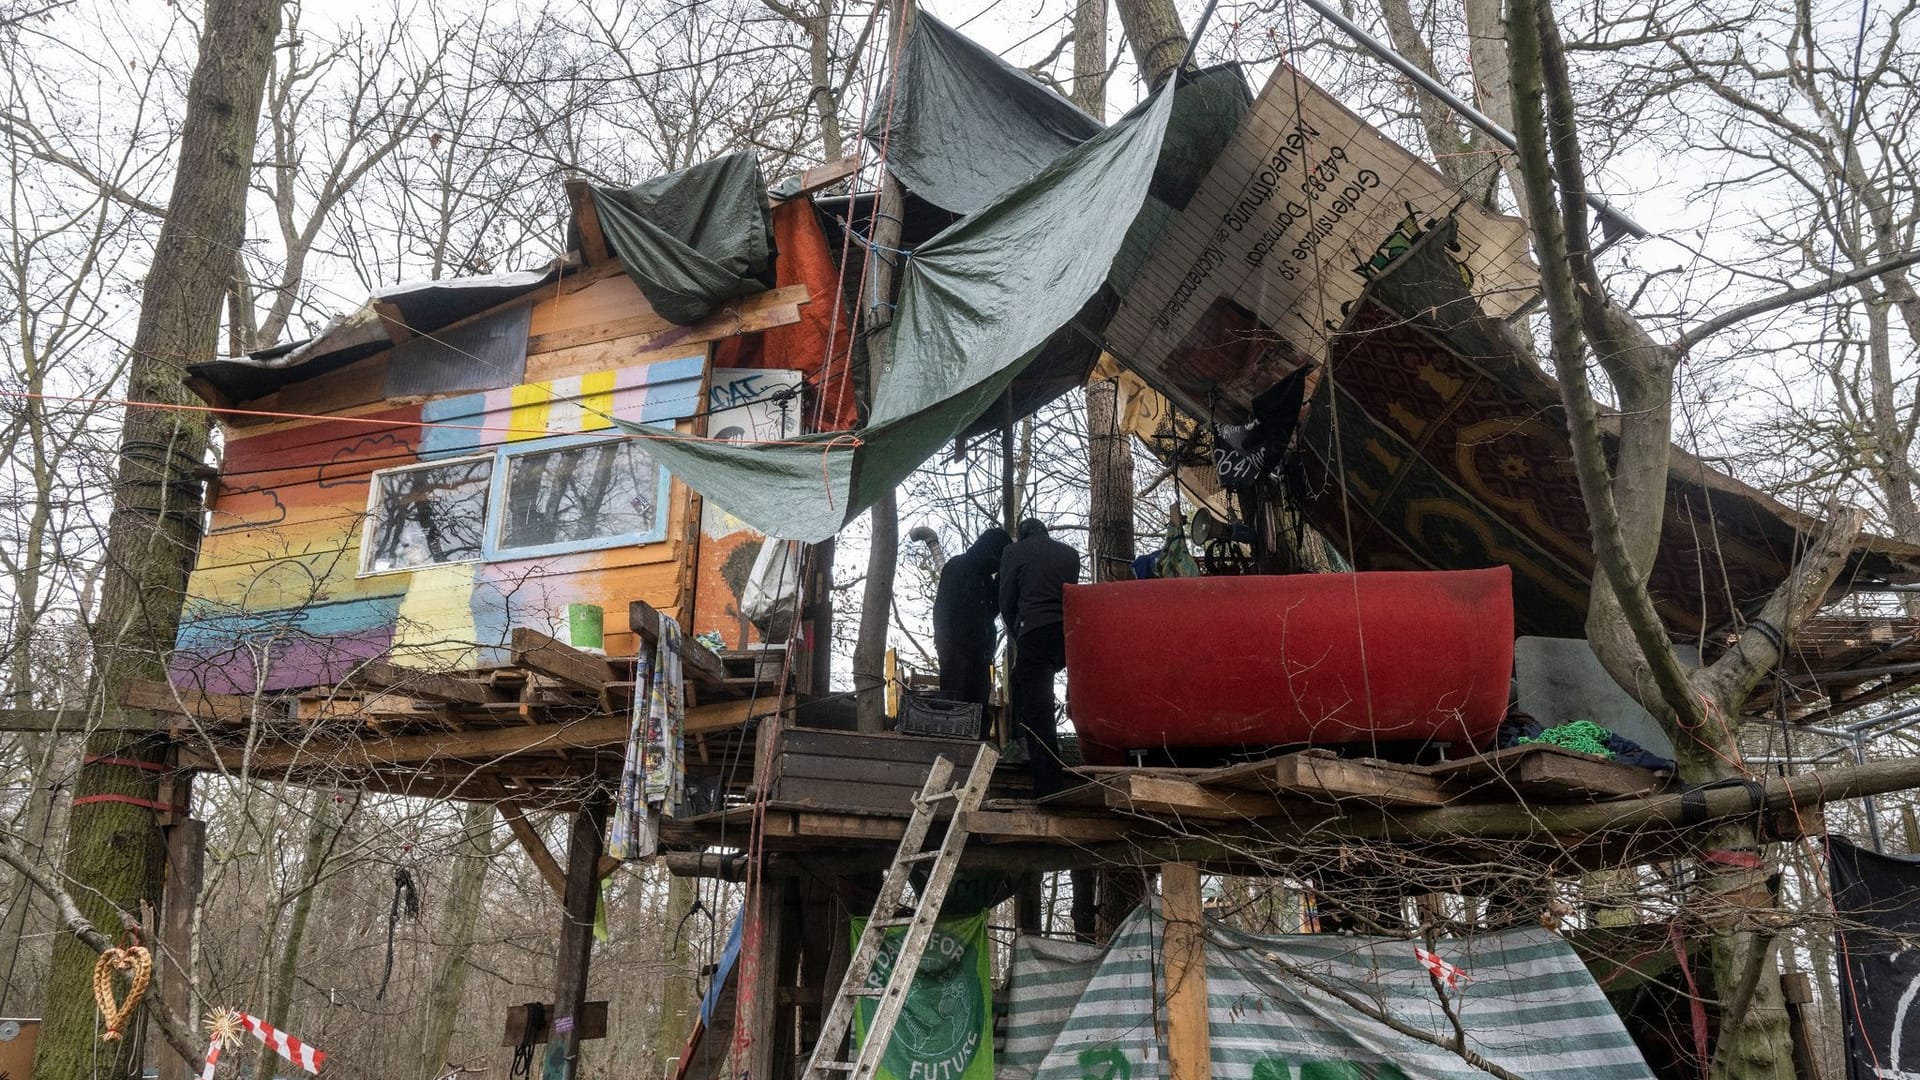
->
xmin=801 ymin=741 xmax=999 ymax=1079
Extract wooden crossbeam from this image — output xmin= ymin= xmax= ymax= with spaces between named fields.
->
xmin=770 ymin=156 xmax=860 ymax=201
xmin=1102 ymin=774 xmax=1282 ymax=820
xmin=124 ymin=680 xmax=260 ymax=724
xmin=1266 ymin=752 xmax=1449 ymax=807
xmin=629 ymin=601 xmax=731 ymax=688
xmin=565 ymin=179 xmax=611 ymax=264
xmin=525 ymin=284 xmax=809 ymax=356
xmin=491 ymin=788 xmax=569 ymax=900
xmin=510 ymin=628 xmax=615 ymax=692
xmin=342 ymin=660 xmax=500 ymax=705
xmin=178 ymin=696 xmax=786 ymax=773
xmin=0 ymin=709 xmax=167 ymax=734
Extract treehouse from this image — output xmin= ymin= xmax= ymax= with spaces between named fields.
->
xmin=115 ymin=15 xmax=1920 ymax=1080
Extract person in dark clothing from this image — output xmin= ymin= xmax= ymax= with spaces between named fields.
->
xmin=998 ymin=517 xmax=1081 ymax=794
xmin=931 ymin=527 xmax=1011 ymax=725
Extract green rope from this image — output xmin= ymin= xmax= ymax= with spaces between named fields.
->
xmin=1518 ymin=719 xmax=1614 ymax=758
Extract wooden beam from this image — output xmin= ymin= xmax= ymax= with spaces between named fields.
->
xmin=1103 ymin=774 xmax=1285 ymax=820
xmin=770 ymin=156 xmax=861 ymax=201
xmin=341 ymin=660 xmax=499 ymax=705
xmin=511 ymin=629 xmax=616 ymax=693
xmin=180 ymin=697 xmax=766 ymax=772
xmin=0 ymin=709 xmax=167 ymax=734
xmin=959 ymin=809 xmax=1136 ymax=843
xmin=630 ymin=600 xmax=731 ymax=688
xmin=733 ymin=875 xmax=790 ymax=1079
xmin=539 ymin=790 xmax=609 ymax=1080
xmin=371 ymin=298 xmax=414 ymax=346
xmin=525 ymin=284 xmax=809 ymax=356
xmin=565 ymin=179 xmax=611 ymax=264
xmin=156 ymin=809 xmax=205 ymax=1080
xmin=1161 ymin=862 xmax=1211 ymax=1080
xmin=497 ymin=797 xmax=569 ymax=901
xmin=125 ymin=680 xmax=259 ymax=723
xmin=1265 ymin=752 xmax=1449 ymax=807
xmin=687 ymin=694 xmax=793 ymax=734
xmin=501 ymin=1001 xmax=609 ymax=1046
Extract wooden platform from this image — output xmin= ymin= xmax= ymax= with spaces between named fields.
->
xmin=147 ymin=603 xmax=788 ymax=808
xmin=659 ymin=729 xmax=1696 ymax=881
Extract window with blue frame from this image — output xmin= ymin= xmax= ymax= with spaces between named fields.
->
xmin=360 ymin=435 xmax=668 ymax=575
xmin=362 ymin=456 xmax=494 ymax=573
xmin=494 ymin=436 xmax=664 ymax=556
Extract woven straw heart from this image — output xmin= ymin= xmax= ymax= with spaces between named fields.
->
xmin=92 ymin=945 xmax=153 ymax=1042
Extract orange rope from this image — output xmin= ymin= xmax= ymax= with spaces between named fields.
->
xmin=0 ymin=389 xmax=860 ymax=449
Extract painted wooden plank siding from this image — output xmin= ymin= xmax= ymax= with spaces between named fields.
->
xmin=174 ymin=287 xmax=711 ymax=693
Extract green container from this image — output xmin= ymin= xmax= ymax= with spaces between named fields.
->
xmin=565 ymin=603 xmax=605 ymax=654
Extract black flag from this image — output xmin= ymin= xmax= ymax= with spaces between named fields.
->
xmin=1829 ymin=834 xmax=1920 ymax=1080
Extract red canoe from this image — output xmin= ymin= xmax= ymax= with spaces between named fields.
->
xmin=1063 ymin=567 xmax=1514 ymax=754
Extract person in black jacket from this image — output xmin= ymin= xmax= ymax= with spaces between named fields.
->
xmin=998 ymin=517 xmax=1081 ymax=794
xmin=931 ymin=527 xmax=1011 ymax=725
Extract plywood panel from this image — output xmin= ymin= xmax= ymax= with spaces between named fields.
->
xmin=530 ymin=271 xmax=653 ymax=338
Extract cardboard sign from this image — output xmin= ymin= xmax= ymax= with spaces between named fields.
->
xmin=1108 ymin=64 xmax=1536 ymax=410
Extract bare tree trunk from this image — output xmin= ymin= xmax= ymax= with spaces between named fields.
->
xmin=0 ymin=733 xmax=69 ymax=1009
xmin=407 ymin=801 xmax=494 ymax=1080
xmin=1111 ymin=0 xmax=1188 ymax=91
xmin=1461 ymin=0 xmax=1528 ymax=219
xmin=35 ymin=1 xmax=281 ymax=1075
xmin=254 ymin=790 xmax=337 ymax=1079
xmin=1377 ymin=0 xmax=1498 ymax=204
xmin=1505 ymin=0 xmax=1866 ymax=1073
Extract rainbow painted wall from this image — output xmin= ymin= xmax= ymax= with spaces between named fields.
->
xmin=172 ymin=352 xmax=707 ymax=694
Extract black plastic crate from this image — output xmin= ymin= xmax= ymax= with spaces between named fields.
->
xmin=899 ymin=694 xmax=982 ymax=739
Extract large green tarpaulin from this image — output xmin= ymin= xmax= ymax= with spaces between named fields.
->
xmin=1005 ymin=903 xmax=1655 ymax=1080
xmin=866 ymin=15 xmax=1102 ymax=215
xmin=619 ymin=68 xmax=1246 ymax=542
xmin=588 ymin=151 xmax=777 ymax=325
xmin=850 ymin=911 xmax=993 ymax=1080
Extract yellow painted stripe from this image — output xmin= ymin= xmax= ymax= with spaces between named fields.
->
xmin=508 ymin=381 xmax=553 ymax=442
xmin=579 ymin=369 xmax=617 ymax=431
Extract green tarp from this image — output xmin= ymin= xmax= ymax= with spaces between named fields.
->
xmin=1005 ymin=903 xmax=1656 ymax=1080
xmin=866 ymin=15 xmax=1103 ymax=215
xmin=850 ymin=911 xmax=993 ymax=1080
xmin=620 ymin=67 xmax=1247 ymax=542
xmin=588 ymin=151 xmax=777 ymax=325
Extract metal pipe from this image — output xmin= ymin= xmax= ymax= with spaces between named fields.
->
xmin=1290 ymin=0 xmax=1650 ymax=241
xmin=1855 ymin=732 xmax=1887 ymax=853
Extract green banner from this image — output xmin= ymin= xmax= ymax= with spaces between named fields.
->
xmin=850 ymin=911 xmax=993 ymax=1080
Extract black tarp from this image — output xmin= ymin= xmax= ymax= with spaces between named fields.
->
xmin=1830 ymin=834 xmax=1920 ymax=1080
xmin=865 ymin=15 xmax=1103 ymax=216
xmin=587 ymin=151 xmax=778 ymax=325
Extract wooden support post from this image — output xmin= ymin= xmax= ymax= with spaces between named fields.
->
xmin=795 ymin=876 xmax=844 ymax=1057
xmin=540 ymin=789 xmax=610 ymax=1080
xmin=156 ymin=808 xmax=205 ymax=1080
xmin=732 ymin=875 xmax=791 ymax=1080
xmin=1098 ymin=868 xmax=1147 ymax=945
xmin=1780 ymin=970 xmax=1824 ymax=1080
xmin=1016 ymin=874 xmax=1044 ymax=936
xmin=1161 ymin=862 xmax=1210 ymax=1080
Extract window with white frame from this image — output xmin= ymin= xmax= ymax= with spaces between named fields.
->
xmin=497 ymin=438 xmax=661 ymax=553
xmin=362 ymin=457 xmax=493 ymax=573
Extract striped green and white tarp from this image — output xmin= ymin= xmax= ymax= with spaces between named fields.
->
xmin=1006 ymin=903 xmax=1654 ymax=1080
xmin=1003 ymin=935 xmax=1103 ymax=1078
